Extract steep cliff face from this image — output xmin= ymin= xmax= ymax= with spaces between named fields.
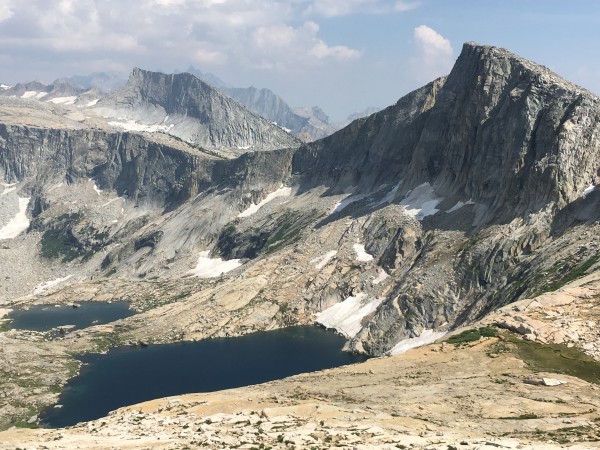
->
xmin=295 ymin=42 xmax=600 ymax=224
xmin=94 ymin=69 xmax=299 ymax=152
xmin=0 ymin=124 xmax=212 ymax=207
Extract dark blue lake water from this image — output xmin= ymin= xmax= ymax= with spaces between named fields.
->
xmin=8 ymin=302 xmax=133 ymax=332
xmin=41 ymin=326 xmax=366 ymax=428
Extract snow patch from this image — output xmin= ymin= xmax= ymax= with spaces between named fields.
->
xmin=108 ymin=119 xmax=173 ymax=133
xmin=238 ymin=186 xmax=292 ymax=218
xmin=21 ymin=91 xmax=46 ymax=100
xmin=100 ymin=197 xmax=124 ymax=207
xmin=582 ymin=184 xmax=596 ymax=199
xmin=311 ymin=250 xmax=337 ymax=270
xmin=446 ymin=199 xmax=475 ymax=213
xmin=375 ymin=181 xmax=401 ymax=206
xmin=86 ymin=99 xmax=99 ymax=107
xmin=330 ymin=193 xmax=367 ymax=214
xmin=47 ymin=96 xmax=77 ymax=105
xmin=237 ymin=145 xmax=251 ymax=150
xmin=0 ymin=196 xmax=30 ymax=240
xmin=0 ymin=186 xmax=16 ymax=196
xmin=389 ymin=329 xmax=447 ymax=355
xmin=1 ymin=182 xmax=17 ymax=188
xmin=400 ymin=183 xmax=442 ymax=220
xmin=353 ymin=243 xmax=374 ymax=262
xmin=89 ymin=179 xmax=102 ymax=196
xmin=33 ymin=275 xmax=73 ymax=295
xmin=187 ymin=251 xmax=242 ymax=278
xmin=0 ymin=84 xmax=10 ymax=90
xmin=372 ymin=268 xmax=389 ymax=285
xmin=316 ymin=294 xmax=383 ymax=338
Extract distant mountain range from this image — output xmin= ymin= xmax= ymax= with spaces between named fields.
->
xmin=181 ymin=66 xmax=380 ymax=141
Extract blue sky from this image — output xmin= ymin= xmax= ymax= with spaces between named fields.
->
xmin=0 ymin=0 xmax=598 ymax=121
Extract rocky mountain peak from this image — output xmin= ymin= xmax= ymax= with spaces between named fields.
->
xmin=94 ymin=68 xmax=300 ymax=152
xmin=296 ymin=41 xmax=600 ymax=226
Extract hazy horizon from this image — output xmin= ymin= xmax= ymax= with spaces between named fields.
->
xmin=1 ymin=1 xmax=598 ymax=121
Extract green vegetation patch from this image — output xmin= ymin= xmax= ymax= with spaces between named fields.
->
xmin=446 ymin=326 xmax=498 ymax=345
xmin=507 ymin=334 xmax=600 ymax=385
xmin=544 ymin=254 xmax=600 ymax=293
xmin=39 ymin=213 xmax=98 ymax=263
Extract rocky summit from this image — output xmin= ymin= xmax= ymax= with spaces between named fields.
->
xmin=1 ymin=42 xmax=600 ymax=448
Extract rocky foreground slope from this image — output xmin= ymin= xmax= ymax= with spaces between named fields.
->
xmin=1 ymin=42 xmax=600 ymax=441
xmin=2 ymin=273 xmax=600 ymax=448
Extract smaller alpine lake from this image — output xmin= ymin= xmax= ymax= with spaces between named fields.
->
xmin=7 ymin=302 xmax=133 ymax=332
xmin=41 ymin=326 xmax=367 ymax=428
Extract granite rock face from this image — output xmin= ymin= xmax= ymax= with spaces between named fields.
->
xmin=2 ymin=43 xmax=600 ymax=359
xmin=296 ymin=42 xmax=600 ymax=224
xmin=94 ymin=68 xmax=299 ymax=152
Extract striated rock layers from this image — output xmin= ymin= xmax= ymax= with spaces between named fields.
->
xmin=1 ymin=42 xmax=600 ymax=359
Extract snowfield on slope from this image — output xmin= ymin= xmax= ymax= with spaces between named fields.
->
xmin=33 ymin=275 xmax=74 ymax=295
xmin=316 ymin=294 xmax=383 ymax=338
xmin=187 ymin=251 xmax=242 ymax=278
xmin=389 ymin=329 xmax=447 ymax=355
xmin=400 ymin=183 xmax=442 ymax=220
xmin=0 ymin=197 xmax=30 ymax=240
xmin=238 ymin=186 xmax=292 ymax=218
xmin=311 ymin=250 xmax=338 ymax=270
xmin=353 ymin=243 xmax=374 ymax=262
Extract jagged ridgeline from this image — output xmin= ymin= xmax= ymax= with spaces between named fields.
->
xmin=1 ymin=42 xmax=600 ymax=356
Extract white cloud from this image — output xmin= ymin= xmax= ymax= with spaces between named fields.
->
xmin=251 ymin=21 xmax=361 ymax=69
xmin=394 ymin=1 xmax=419 ymax=12
xmin=0 ymin=0 xmax=14 ymax=22
xmin=411 ymin=25 xmax=454 ymax=82
xmin=310 ymin=41 xmax=362 ymax=61
xmin=193 ymin=48 xmax=227 ymax=65
xmin=306 ymin=0 xmax=420 ymax=16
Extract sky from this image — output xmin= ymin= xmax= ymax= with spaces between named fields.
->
xmin=0 ymin=0 xmax=599 ymax=121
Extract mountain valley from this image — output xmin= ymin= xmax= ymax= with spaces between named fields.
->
xmin=1 ymin=42 xmax=600 ymax=448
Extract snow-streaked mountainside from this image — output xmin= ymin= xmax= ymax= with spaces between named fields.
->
xmin=1 ymin=42 xmax=600 ymax=359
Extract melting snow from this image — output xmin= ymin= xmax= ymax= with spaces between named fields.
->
xmin=33 ymin=275 xmax=73 ymax=295
xmin=400 ymin=183 xmax=442 ymax=220
xmin=100 ymin=197 xmax=124 ymax=207
xmin=108 ymin=120 xmax=173 ymax=133
xmin=389 ymin=329 xmax=447 ymax=355
xmin=21 ymin=91 xmax=46 ymax=100
xmin=89 ymin=179 xmax=102 ymax=196
xmin=316 ymin=293 xmax=383 ymax=338
xmin=582 ymin=184 xmax=596 ymax=199
xmin=446 ymin=199 xmax=475 ymax=213
xmin=353 ymin=243 xmax=374 ymax=262
xmin=187 ymin=251 xmax=242 ymax=278
xmin=372 ymin=269 xmax=389 ymax=285
xmin=0 ymin=197 xmax=30 ymax=240
xmin=238 ymin=186 xmax=292 ymax=218
xmin=330 ymin=193 xmax=367 ymax=214
xmin=47 ymin=96 xmax=77 ymax=105
xmin=0 ymin=186 xmax=16 ymax=196
xmin=375 ymin=181 xmax=401 ymax=206
xmin=311 ymin=250 xmax=337 ymax=270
